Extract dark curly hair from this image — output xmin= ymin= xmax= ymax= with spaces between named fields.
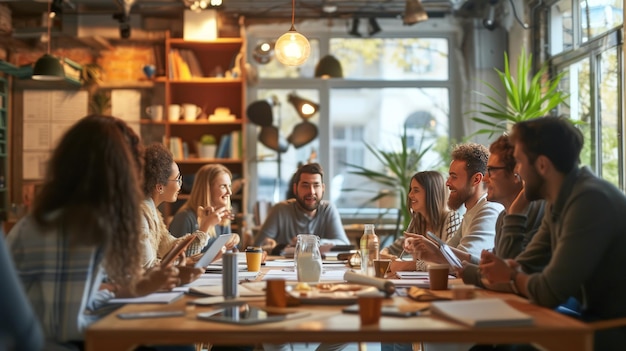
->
xmin=32 ymin=114 xmax=144 ymax=290
xmin=143 ymin=143 xmax=174 ymax=196
xmin=451 ymin=143 xmax=489 ymax=179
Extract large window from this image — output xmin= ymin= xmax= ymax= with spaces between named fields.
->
xmin=247 ymin=23 xmax=459 ymax=220
xmin=549 ymin=0 xmax=623 ymax=188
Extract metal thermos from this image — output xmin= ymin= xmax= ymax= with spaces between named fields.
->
xmin=222 ymin=252 xmax=238 ymax=299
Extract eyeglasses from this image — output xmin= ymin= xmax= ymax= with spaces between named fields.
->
xmin=486 ymin=166 xmax=508 ymax=177
xmin=169 ymin=173 xmax=183 ymax=187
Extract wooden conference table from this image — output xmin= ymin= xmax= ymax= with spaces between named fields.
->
xmin=85 ymin=268 xmax=592 ymax=351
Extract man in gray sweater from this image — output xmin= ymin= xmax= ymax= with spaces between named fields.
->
xmin=254 ymin=163 xmax=350 ymax=252
xmin=480 ymin=117 xmax=626 ymax=350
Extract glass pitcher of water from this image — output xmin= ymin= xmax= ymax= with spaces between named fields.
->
xmin=294 ymin=234 xmax=322 ymax=283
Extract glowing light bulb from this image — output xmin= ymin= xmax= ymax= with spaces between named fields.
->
xmin=275 ymin=30 xmax=311 ymax=66
xmin=301 ymin=103 xmax=315 ymax=116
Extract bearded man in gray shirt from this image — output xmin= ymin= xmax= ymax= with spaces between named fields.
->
xmin=254 ymin=163 xmax=350 ymax=252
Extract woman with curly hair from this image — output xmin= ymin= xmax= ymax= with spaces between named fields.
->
xmin=170 ymin=164 xmax=240 ymax=253
xmin=7 ymin=115 xmax=179 ymax=348
xmin=141 ymin=143 xmax=214 ymax=270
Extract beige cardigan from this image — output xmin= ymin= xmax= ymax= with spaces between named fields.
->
xmin=140 ymin=197 xmax=210 ymax=268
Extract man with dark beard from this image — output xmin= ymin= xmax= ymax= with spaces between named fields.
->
xmin=479 ymin=117 xmax=626 ymax=350
xmin=405 ymin=143 xmax=503 ymax=265
xmin=254 ymin=162 xmax=350 ymax=252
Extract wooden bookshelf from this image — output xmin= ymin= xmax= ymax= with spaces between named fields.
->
xmin=157 ymin=32 xmax=247 ymax=222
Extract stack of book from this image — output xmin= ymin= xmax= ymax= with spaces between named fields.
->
xmin=216 ymin=131 xmax=242 ymax=159
xmin=168 ymin=49 xmax=204 ymax=80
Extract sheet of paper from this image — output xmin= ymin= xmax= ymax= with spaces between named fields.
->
xmin=22 ymin=151 xmax=49 ymax=180
xmin=262 ymin=269 xmax=347 ymax=281
xmin=388 ymin=279 xmax=430 ymax=288
xmin=111 ymin=89 xmax=141 ymax=123
xmin=264 ymin=260 xmax=294 ymax=267
xmin=109 ymin=291 xmax=183 ymax=304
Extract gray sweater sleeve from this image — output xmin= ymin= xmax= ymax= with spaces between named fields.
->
xmin=169 ymin=209 xmax=197 ymax=238
xmin=0 ymin=235 xmax=44 ymax=351
xmin=496 ymin=200 xmax=546 ymax=260
xmin=319 ymin=203 xmax=350 ymax=245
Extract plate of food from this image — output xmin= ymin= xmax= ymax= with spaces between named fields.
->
xmin=288 ymin=282 xmax=380 ymax=305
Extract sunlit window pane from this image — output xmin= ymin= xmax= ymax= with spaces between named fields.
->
xmin=329 ymin=38 xmax=449 ymax=80
xmin=329 ymin=88 xmax=449 ymax=209
xmin=598 ymin=48 xmax=620 ymax=186
xmin=581 ymin=0 xmax=623 ymax=43
xmin=559 ymin=58 xmax=592 ymax=167
xmin=550 ymin=1 xmax=574 ymax=54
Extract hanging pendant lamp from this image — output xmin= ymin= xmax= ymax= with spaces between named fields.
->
xmin=274 ymin=0 xmax=310 ymax=66
xmin=32 ymin=4 xmax=64 ymax=81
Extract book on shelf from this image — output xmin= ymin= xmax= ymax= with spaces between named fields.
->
xmin=430 ymin=298 xmax=534 ymax=327
xmin=230 ymin=130 xmax=241 ymax=159
xmin=180 ymin=49 xmax=204 ymax=78
xmin=216 ymin=134 xmax=231 ymax=159
xmin=169 ymin=137 xmax=184 ymax=160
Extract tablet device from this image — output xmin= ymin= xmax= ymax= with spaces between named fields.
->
xmin=342 ymin=304 xmax=421 ymax=318
xmin=426 ymin=231 xmax=462 ymax=269
xmin=117 ymin=310 xmax=185 ymax=319
xmin=194 ymin=234 xmax=234 ymax=268
xmin=160 ymin=233 xmax=197 ymax=267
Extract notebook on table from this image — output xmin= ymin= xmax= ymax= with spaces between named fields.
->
xmin=430 ymin=298 xmax=534 ymax=327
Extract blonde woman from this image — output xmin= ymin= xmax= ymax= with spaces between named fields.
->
xmin=170 ymin=164 xmax=240 ymax=253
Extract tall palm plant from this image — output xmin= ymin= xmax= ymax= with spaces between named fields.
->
xmin=343 ymin=127 xmax=433 ymax=237
xmin=471 ymin=49 xmax=569 ymax=137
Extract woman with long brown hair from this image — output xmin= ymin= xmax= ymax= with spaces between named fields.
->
xmin=382 ymin=170 xmax=462 ymax=271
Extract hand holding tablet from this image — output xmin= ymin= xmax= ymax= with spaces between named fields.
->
xmin=160 ymin=234 xmax=197 ymax=267
xmin=194 ymin=234 xmax=234 ymax=268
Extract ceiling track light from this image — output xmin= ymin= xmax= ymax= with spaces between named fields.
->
xmin=348 ymin=18 xmax=361 ymax=37
xmin=368 ymin=17 xmax=381 ymax=36
xmin=403 ymin=0 xmax=428 ymax=26
xmin=483 ymin=0 xmax=498 ymax=31
xmin=252 ymin=41 xmax=275 ymax=65
xmin=274 ymin=0 xmax=311 ymax=66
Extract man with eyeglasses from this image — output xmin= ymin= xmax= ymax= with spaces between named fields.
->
xmin=459 ymin=134 xmax=546 ymax=287
xmin=404 ymin=143 xmax=503 ymax=265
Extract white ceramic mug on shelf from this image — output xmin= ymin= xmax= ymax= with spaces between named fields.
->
xmin=182 ymin=103 xmax=202 ymax=122
xmin=146 ymin=104 xmax=163 ymax=121
xmin=168 ymin=104 xmax=182 ymax=122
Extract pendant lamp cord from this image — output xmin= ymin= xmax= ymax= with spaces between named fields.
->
xmin=289 ymin=0 xmax=296 ymax=31
xmin=46 ymin=0 xmax=52 ymax=54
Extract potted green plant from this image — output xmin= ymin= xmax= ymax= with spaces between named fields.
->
xmin=198 ymin=134 xmax=217 ymax=159
xmin=343 ymin=127 xmax=434 ymax=237
xmin=471 ymin=49 xmax=569 ymax=137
